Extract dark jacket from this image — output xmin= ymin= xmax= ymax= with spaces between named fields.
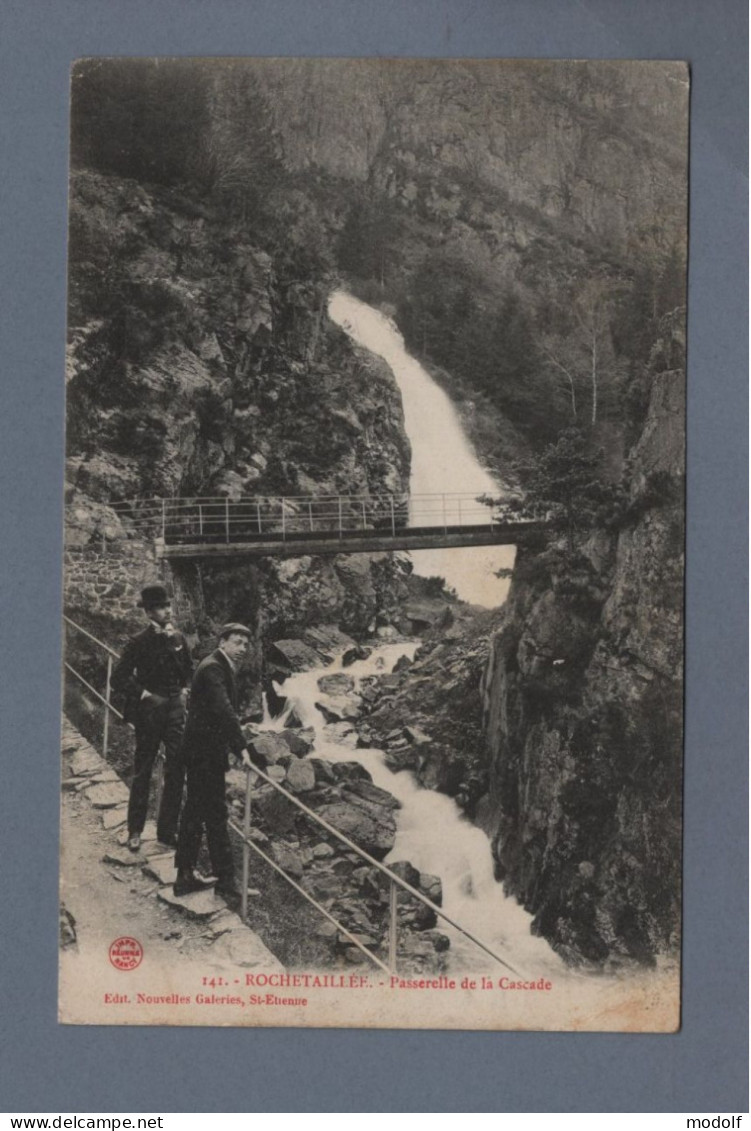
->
xmin=111 ymin=624 xmax=193 ymax=724
xmin=181 ymin=649 xmax=246 ymax=770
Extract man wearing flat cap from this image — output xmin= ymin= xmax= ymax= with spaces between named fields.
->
xmin=111 ymin=584 xmax=193 ymax=853
xmin=174 ymin=623 xmax=254 ymax=899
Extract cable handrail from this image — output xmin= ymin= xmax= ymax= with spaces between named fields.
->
xmin=241 ymin=761 xmax=521 ymax=976
xmin=63 ymin=614 xmax=525 ymax=975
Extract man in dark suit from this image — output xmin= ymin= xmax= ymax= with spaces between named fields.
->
xmin=173 ymin=623 xmax=253 ymax=899
xmin=111 ymin=584 xmax=193 ymax=853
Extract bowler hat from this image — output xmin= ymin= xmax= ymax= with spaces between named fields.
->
xmin=219 ymin=622 xmax=252 ymax=641
xmin=138 ymin=584 xmax=170 ymax=609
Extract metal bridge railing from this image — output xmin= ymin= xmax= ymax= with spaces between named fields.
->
xmin=78 ymin=492 xmax=527 ymax=545
xmin=63 ymin=615 xmax=523 ymax=977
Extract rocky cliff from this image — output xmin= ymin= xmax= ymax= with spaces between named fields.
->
xmin=482 ymin=362 xmax=684 ymax=967
xmin=65 ymin=168 xmax=413 ymax=664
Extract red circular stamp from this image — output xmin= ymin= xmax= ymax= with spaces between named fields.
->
xmin=109 ymin=936 xmax=143 ymax=971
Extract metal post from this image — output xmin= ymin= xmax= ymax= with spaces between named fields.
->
xmin=308 ymin=501 xmax=313 ymax=532
xmin=225 ymin=497 xmax=230 ymax=543
xmin=281 ymin=498 xmax=286 ymax=540
xmin=161 ymin=498 xmax=166 ymax=541
xmin=442 ymin=493 xmax=447 ymax=533
xmin=388 ymin=879 xmax=398 ymax=973
xmin=103 ymin=654 xmax=113 ymax=761
xmin=257 ymin=501 xmax=262 ymax=534
xmin=198 ymin=504 xmax=203 ymax=536
xmin=361 ymin=500 xmax=367 ymax=529
xmin=338 ymin=497 xmax=343 ymax=539
xmin=390 ymin=495 xmax=396 ymax=537
xmin=241 ymin=767 xmax=251 ymax=923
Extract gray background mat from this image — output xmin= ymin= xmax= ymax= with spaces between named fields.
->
xmin=1 ymin=0 xmax=747 ymax=1113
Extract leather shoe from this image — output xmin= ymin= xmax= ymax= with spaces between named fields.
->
xmin=173 ymin=871 xmax=216 ymax=897
xmin=127 ymin=833 xmax=141 ymax=853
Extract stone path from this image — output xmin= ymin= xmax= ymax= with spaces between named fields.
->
xmin=60 ymin=716 xmax=282 ymax=971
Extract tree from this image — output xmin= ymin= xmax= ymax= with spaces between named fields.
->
xmin=495 ymin=428 xmax=617 ymax=552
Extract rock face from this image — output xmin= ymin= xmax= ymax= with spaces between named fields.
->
xmin=482 ymin=368 xmax=685 ymax=967
xmin=64 ymin=167 xmax=413 ymax=724
xmin=353 ymin=610 xmax=501 ymax=816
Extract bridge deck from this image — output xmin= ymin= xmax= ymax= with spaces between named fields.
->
xmin=157 ymin=521 xmax=546 ymax=560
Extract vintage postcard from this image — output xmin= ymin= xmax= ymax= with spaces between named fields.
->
xmin=60 ymin=57 xmax=687 ymax=1030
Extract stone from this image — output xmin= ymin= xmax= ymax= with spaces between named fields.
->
xmin=313 ymin=920 xmax=338 ymax=939
xmin=310 ymin=758 xmax=336 ymax=784
xmin=249 ymin=732 xmax=292 ymax=766
xmin=271 ymin=639 xmax=328 ymax=672
xmin=314 ymin=800 xmax=396 ymax=860
xmin=87 ymin=781 xmax=130 ymax=808
xmin=315 ymin=693 xmax=363 ymax=723
xmin=101 ymin=806 xmax=128 ymax=830
xmin=303 ymin=624 xmax=355 ymax=654
xmin=343 ymin=779 xmax=401 ymax=811
xmin=103 ymin=849 xmax=148 ymax=867
xmin=142 ymin=853 xmax=178 ymax=885
xmin=90 ymin=771 xmax=120 ymax=783
xmin=331 ymin=761 xmax=372 ymax=784
xmin=209 ymin=929 xmax=281 ymax=969
xmin=71 ymin=747 xmax=104 ymax=777
xmin=285 ymin=758 xmax=316 ymax=793
xmin=270 ymin=843 xmax=304 ymax=879
xmin=157 ymin=887 xmax=224 ymax=918
xmin=266 ymin=765 xmax=286 ymax=783
xmin=342 ymin=645 xmax=372 ymax=667
xmin=317 ymin=672 xmax=355 ymax=696
xmin=284 ymin=708 xmax=304 ymax=729
xmin=62 ymin=777 xmax=88 ymax=791
xmin=393 ymin=654 xmax=413 ymax=673
xmin=389 ymin=860 xmax=421 ymax=889
xmin=419 ymin=873 xmax=443 ymax=905
xmin=280 ymin=727 xmax=315 ymax=757
xmin=312 ymin=842 xmax=335 ymax=859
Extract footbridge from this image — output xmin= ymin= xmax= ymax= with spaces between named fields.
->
xmin=103 ymin=492 xmax=546 ymax=560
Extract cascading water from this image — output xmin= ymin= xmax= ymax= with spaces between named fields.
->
xmin=264 ymin=645 xmax=565 ymax=977
xmin=328 ymin=290 xmax=515 ymax=608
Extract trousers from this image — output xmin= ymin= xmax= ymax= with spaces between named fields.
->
xmin=174 ymin=758 xmax=234 ymax=882
xmin=128 ymin=694 xmax=186 ymax=840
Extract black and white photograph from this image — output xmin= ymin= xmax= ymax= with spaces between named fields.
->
xmin=60 ymin=57 xmax=688 ymax=1031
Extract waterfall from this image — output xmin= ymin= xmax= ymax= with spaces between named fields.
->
xmin=265 ymin=645 xmax=565 ymax=976
xmin=328 ymin=290 xmax=516 ymax=607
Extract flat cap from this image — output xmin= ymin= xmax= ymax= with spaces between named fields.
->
xmin=219 ymin=622 xmax=253 ymax=641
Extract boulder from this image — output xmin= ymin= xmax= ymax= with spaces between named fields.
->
xmin=314 ymin=800 xmax=396 ymax=860
xmin=270 ymin=842 xmax=304 ymax=879
xmin=87 ymin=781 xmax=130 ymax=808
xmin=393 ymin=654 xmax=413 ymax=673
xmin=317 ymin=672 xmax=355 ymax=695
xmin=286 ymin=758 xmax=316 ymax=793
xmin=331 ymin=761 xmax=372 ymax=784
xmin=303 ymin=624 xmax=355 ymax=654
xmin=280 ymin=727 xmax=315 ymax=757
xmin=315 ymin=693 xmax=363 ymax=723
xmin=342 ymin=645 xmax=373 ymax=667
xmin=270 ymin=639 xmax=328 ymax=672
xmin=341 ymin=778 xmax=401 ymax=810
xmin=248 ymin=732 xmax=291 ymax=766
xmin=310 ymin=758 xmax=336 ymax=784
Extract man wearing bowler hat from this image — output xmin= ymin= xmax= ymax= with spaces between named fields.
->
xmin=174 ymin=623 xmax=254 ymax=899
xmin=112 ymin=584 xmax=193 ymax=853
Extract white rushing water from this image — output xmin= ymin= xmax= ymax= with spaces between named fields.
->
xmin=264 ymin=646 xmax=565 ymax=978
xmin=328 ymin=290 xmax=515 ymax=607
